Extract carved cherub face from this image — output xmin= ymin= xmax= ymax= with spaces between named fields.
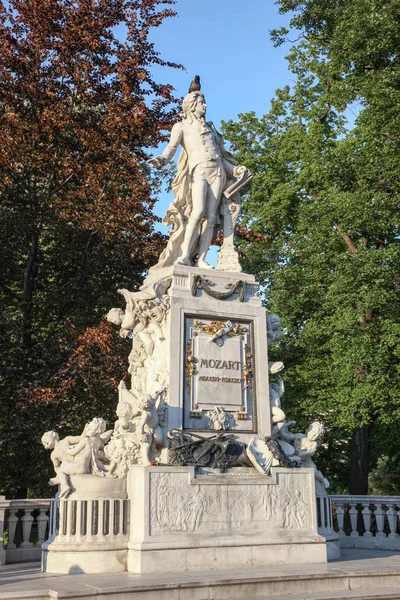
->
xmin=116 ymin=402 xmax=132 ymax=419
xmin=106 ymin=308 xmax=124 ymax=326
xmin=41 ymin=430 xmax=59 ymax=450
xmin=86 ymin=418 xmax=107 ymax=437
xmin=267 ymin=314 xmax=282 ymax=338
xmin=140 ymin=395 xmax=155 ymax=411
xmin=148 ymin=300 xmax=164 ymax=322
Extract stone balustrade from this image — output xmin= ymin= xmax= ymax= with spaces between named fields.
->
xmin=3 ymin=493 xmax=400 ymax=565
xmin=0 ymin=497 xmax=52 ymax=564
xmin=331 ymin=495 xmax=400 ymax=549
xmin=47 ymin=496 xmax=129 ymax=545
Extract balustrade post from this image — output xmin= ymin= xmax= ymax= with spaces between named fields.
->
xmin=374 ymin=503 xmax=386 ymax=538
xmin=335 ymin=502 xmax=346 ymax=536
xmin=20 ymin=510 xmax=34 ymax=547
xmin=36 ymin=508 xmax=49 ymax=547
xmin=349 ymin=503 xmax=359 ymax=537
xmin=6 ymin=509 xmax=18 ymax=549
xmin=361 ymin=503 xmax=373 ymax=537
xmin=387 ymin=504 xmax=398 ymax=538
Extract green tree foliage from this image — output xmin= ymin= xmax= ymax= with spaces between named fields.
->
xmin=222 ymin=0 xmax=400 ymax=493
xmin=0 ymin=0 xmax=181 ymax=497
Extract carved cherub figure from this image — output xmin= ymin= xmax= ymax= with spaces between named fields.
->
xmin=41 ymin=430 xmax=84 ymax=499
xmin=137 ymin=391 xmax=166 ymax=465
xmin=42 ymin=418 xmax=113 ymax=499
xmin=269 ymin=376 xmax=289 ymax=435
xmin=266 ymin=313 xmax=282 ymax=346
xmin=279 ymin=421 xmax=329 ymax=490
xmin=66 ymin=418 xmax=113 ymax=473
xmin=114 ymin=401 xmax=135 ymax=435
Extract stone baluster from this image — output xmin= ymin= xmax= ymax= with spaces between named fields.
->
xmin=6 ymin=509 xmax=18 ymax=548
xmin=75 ymin=500 xmax=82 ymax=540
xmin=99 ymin=499 xmax=104 ymax=537
xmin=35 ymin=508 xmax=49 ymax=547
xmin=60 ymin=500 xmax=69 ymax=540
xmin=374 ymin=502 xmax=386 ymax=538
xmin=327 ymin=497 xmax=333 ymax=529
xmin=51 ymin=500 xmax=57 ymax=538
xmin=361 ymin=502 xmax=373 ymax=537
xmin=335 ymin=501 xmax=345 ymax=536
xmin=87 ymin=500 xmax=94 ymax=538
xmin=20 ymin=510 xmax=34 ymax=547
xmin=349 ymin=503 xmax=359 ymax=537
xmin=109 ymin=500 xmax=115 ymax=537
xmin=387 ymin=504 xmax=398 ymax=538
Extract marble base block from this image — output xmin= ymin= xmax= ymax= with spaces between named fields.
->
xmin=42 ymin=476 xmax=128 ymax=574
xmin=127 ymin=465 xmax=327 ymax=573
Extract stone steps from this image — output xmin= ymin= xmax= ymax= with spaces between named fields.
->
xmin=245 ymin=590 xmax=400 ymax=600
xmin=1 ymin=551 xmax=400 ymax=600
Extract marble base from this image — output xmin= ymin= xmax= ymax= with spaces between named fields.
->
xmin=42 ymin=549 xmax=127 ymax=574
xmin=42 ymin=476 xmax=128 ymax=574
xmin=127 ymin=465 xmax=328 ymax=573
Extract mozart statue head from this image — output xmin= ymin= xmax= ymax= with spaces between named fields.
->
xmin=182 ymin=91 xmax=207 ymax=122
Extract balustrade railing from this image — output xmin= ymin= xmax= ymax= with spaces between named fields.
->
xmin=2 ymin=494 xmax=400 ymax=565
xmin=0 ymin=497 xmax=52 ymax=564
xmin=331 ymin=495 xmax=400 ymax=549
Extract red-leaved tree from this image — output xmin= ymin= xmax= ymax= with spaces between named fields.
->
xmin=0 ymin=0 xmax=181 ymax=496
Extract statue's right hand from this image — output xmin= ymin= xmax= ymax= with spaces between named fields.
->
xmin=147 ymin=156 xmax=165 ymax=169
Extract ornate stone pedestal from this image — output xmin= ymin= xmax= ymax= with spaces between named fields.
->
xmin=142 ymin=264 xmax=271 ymax=445
xmin=123 ymin=265 xmax=331 ymax=572
xmin=127 ymin=465 xmax=327 ymax=573
xmin=42 ymin=476 xmax=128 ymax=574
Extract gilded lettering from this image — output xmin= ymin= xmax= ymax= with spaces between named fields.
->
xmin=221 ymin=360 xmax=228 ymax=369
xmin=208 ymin=359 xmax=215 ymax=368
xmin=200 ymin=358 xmax=208 ymax=368
xmin=215 ymin=360 xmax=222 ymax=368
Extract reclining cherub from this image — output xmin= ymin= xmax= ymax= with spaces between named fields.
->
xmin=41 ymin=417 xmax=113 ymax=499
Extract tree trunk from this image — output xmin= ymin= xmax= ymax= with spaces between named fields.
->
xmin=349 ymin=425 xmax=369 ymax=494
xmin=22 ymin=231 xmax=39 ymax=349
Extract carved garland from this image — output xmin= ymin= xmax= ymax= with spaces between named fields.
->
xmin=191 ymin=275 xmax=245 ymax=302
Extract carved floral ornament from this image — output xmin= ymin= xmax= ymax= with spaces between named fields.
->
xmin=186 ymin=338 xmax=196 ymax=391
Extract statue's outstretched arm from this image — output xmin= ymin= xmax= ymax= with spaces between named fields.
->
xmin=148 ymin=122 xmax=183 ymax=168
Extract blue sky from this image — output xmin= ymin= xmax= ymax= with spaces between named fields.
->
xmin=147 ymin=0 xmax=293 ymax=263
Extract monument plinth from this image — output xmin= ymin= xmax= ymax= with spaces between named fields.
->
xmin=152 ymin=264 xmax=270 ymax=444
xmin=41 ymin=78 xmax=337 ymax=574
xmin=127 ymin=466 xmax=326 ymax=573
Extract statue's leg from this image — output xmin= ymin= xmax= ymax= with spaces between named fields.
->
xmin=57 ymin=472 xmax=72 ymax=499
xmin=197 ymin=167 xmax=224 ymax=268
xmin=176 ymin=168 xmax=207 ymax=264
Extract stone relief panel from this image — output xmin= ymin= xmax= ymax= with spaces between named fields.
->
xmin=149 ymin=471 xmax=312 ymax=537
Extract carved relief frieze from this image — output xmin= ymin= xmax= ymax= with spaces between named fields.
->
xmin=149 ymin=471 xmax=312 ymax=537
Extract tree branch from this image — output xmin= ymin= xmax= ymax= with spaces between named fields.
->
xmin=332 ymin=219 xmax=357 ymax=254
